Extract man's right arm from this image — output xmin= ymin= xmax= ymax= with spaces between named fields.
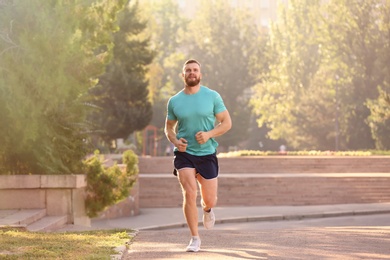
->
xmin=164 ymin=118 xmax=178 ymax=144
xmin=165 ymin=118 xmax=188 ymax=152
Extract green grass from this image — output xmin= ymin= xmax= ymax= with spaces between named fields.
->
xmin=0 ymin=228 xmax=132 ymax=259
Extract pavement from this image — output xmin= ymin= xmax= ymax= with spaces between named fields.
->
xmin=58 ymin=203 xmax=390 ymax=259
xmin=60 ymin=203 xmax=390 ymax=232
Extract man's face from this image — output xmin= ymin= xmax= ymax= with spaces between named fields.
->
xmin=183 ymin=63 xmax=201 ymax=87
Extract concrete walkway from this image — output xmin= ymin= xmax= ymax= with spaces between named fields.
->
xmin=58 ymin=203 xmax=390 ymax=259
xmin=125 ymin=225 xmax=390 ymax=259
xmin=59 ymin=203 xmax=390 ymax=232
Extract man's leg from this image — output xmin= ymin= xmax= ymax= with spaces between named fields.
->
xmin=197 ymin=175 xmax=218 ymax=211
xmin=177 ymin=168 xmax=199 ymax=237
xmin=197 ymin=175 xmax=218 ymax=229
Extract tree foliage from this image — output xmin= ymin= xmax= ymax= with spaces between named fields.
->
xmin=0 ymin=0 xmax=126 ymax=174
xmin=366 ymin=1 xmax=390 ymax=149
xmin=89 ymin=2 xmax=155 ymax=144
xmin=323 ymin=0 xmax=385 ymax=150
xmin=251 ymin=0 xmax=390 ymax=150
xmin=251 ymin=0 xmax=326 ymax=149
xmin=141 ymin=0 xmax=188 ymax=134
xmin=367 ymin=87 xmax=390 ymax=149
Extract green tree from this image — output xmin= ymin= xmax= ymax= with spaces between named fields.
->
xmin=251 ymin=0 xmax=390 ymax=151
xmin=322 ymin=0 xmax=385 ymax=150
xmin=0 ymin=0 xmax=125 ymax=174
xmin=141 ymin=0 xmax=188 ymax=134
xmin=89 ymin=2 xmax=155 ymax=146
xmin=366 ymin=1 xmax=390 ymax=149
xmin=251 ymin=0 xmax=327 ymax=150
xmin=367 ymin=89 xmax=390 ymax=149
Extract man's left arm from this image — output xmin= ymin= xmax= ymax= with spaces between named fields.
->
xmin=195 ymin=110 xmax=232 ymax=144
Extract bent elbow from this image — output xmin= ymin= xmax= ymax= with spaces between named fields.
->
xmin=227 ymin=121 xmax=232 ymax=131
xmin=225 ymin=118 xmax=232 ymax=132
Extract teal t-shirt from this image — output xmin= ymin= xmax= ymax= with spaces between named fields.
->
xmin=167 ymin=85 xmax=227 ymax=156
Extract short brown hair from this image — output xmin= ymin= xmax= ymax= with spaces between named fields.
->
xmin=183 ymin=59 xmax=201 ymax=71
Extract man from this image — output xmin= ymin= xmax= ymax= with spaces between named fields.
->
xmin=164 ymin=59 xmax=232 ymax=252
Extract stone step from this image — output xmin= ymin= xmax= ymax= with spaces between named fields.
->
xmin=0 ymin=209 xmax=68 ymax=232
xmin=27 ymin=215 xmax=68 ymax=232
xmin=0 ymin=209 xmax=46 ymax=227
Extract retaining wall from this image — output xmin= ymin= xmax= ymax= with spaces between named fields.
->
xmin=138 ymin=156 xmax=390 ymax=208
xmin=0 ymin=175 xmax=89 ymax=226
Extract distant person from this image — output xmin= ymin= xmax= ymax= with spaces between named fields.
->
xmin=165 ymin=144 xmax=172 ymax=156
xmin=279 ymin=144 xmax=287 ymax=155
xmin=164 ymin=59 xmax=232 ymax=252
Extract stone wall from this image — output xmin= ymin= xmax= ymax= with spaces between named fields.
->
xmin=0 ymin=175 xmax=90 ymax=226
xmin=0 ymin=162 xmax=141 ymax=222
xmin=137 ymin=156 xmax=390 ymax=208
xmin=2 ymin=156 xmax=389 ymax=221
xmin=138 ymin=156 xmax=390 ymax=174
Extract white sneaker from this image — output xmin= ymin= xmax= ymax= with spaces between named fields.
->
xmin=203 ymin=208 xmax=215 ymax=229
xmin=186 ymin=237 xmax=201 ymax=252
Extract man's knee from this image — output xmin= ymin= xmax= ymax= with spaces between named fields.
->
xmin=182 ymin=188 xmax=198 ymax=202
xmin=202 ymin=196 xmax=217 ymax=209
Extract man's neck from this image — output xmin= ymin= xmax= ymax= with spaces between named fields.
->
xmin=184 ymin=84 xmax=201 ymax=95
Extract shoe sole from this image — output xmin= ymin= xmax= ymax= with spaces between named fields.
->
xmin=186 ymin=248 xmax=200 ymax=252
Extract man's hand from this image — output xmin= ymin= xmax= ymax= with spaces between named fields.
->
xmin=195 ymin=131 xmax=210 ymax=145
xmin=176 ymin=138 xmax=188 ymax=152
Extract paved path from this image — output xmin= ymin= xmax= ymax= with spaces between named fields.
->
xmin=125 ymin=227 xmax=390 ymax=259
xmin=59 ymin=203 xmax=390 ymax=259
xmin=61 ymin=203 xmax=390 ymax=231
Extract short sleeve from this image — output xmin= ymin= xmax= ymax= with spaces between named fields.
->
xmin=214 ymin=92 xmax=227 ymax=115
xmin=167 ymin=97 xmax=177 ymax=120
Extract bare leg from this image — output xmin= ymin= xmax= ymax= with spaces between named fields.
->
xmin=177 ymin=168 xmax=199 ymax=236
xmin=197 ymin=175 xmax=218 ymax=211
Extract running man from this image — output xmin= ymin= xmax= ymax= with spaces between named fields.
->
xmin=164 ymin=59 xmax=232 ymax=252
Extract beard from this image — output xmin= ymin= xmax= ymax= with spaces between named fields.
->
xmin=184 ymin=76 xmax=201 ymax=87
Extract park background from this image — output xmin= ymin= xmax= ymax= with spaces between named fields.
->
xmin=1 ymin=0 xmax=390 ymax=173
xmin=1 ymin=2 xmax=390 ymax=257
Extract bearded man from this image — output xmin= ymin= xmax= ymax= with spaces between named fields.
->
xmin=164 ymin=59 xmax=232 ymax=252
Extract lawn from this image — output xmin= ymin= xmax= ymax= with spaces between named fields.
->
xmin=0 ymin=228 xmax=133 ymax=259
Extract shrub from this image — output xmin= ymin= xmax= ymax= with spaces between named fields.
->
xmin=84 ymin=150 xmax=138 ymax=218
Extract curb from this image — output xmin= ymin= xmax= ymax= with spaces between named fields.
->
xmin=110 ymin=230 xmax=138 ymax=260
xmin=138 ymin=209 xmax=390 ymax=231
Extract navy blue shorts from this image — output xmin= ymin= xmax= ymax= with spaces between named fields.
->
xmin=173 ymin=151 xmax=219 ymax=180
